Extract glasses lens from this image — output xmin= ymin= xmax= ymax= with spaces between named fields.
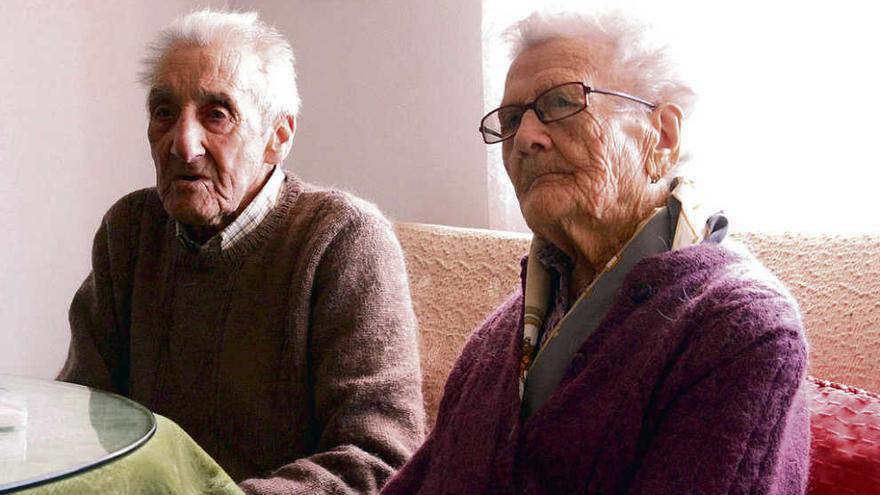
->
xmin=481 ymin=106 xmax=522 ymax=144
xmin=536 ymin=83 xmax=586 ymax=122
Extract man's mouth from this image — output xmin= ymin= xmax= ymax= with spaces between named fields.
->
xmin=172 ymin=173 xmax=211 ymax=183
xmin=171 ymin=174 xmax=210 ymax=191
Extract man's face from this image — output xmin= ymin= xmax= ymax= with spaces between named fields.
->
xmin=501 ymin=38 xmax=654 ymax=243
xmin=147 ymin=43 xmax=274 ymax=230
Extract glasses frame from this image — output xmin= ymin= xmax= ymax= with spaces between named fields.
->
xmin=478 ymin=81 xmax=658 ymax=144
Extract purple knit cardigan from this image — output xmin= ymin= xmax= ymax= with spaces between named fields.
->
xmin=382 ymin=243 xmax=810 ymax=495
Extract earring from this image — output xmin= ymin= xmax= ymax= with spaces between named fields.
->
xmin=651 ymin=153 xmax=671 ymax=184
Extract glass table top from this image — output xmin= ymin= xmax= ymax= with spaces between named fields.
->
xmin=0 ymin=374 xmax=155 ymax=492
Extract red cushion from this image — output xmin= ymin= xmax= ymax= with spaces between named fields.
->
xmin=807 ymin=377 xmax=880 ymax=494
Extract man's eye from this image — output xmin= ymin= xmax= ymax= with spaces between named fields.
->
xmin=151 ymin=106 xmax=173 ymax=120
xmin=206 ymin=108 xmax=229 ymax=120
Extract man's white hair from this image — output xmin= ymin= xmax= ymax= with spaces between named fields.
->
xmin=504 ymin=10 xmax=695 ymax=118
xmin=140 ymin=9 xmax=300 ymax=121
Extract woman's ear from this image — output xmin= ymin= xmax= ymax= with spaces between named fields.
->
xmin=264 ymin=115 xmax=296 ymax=165
xmin=649 ymin=103 xmax=683 ymax=178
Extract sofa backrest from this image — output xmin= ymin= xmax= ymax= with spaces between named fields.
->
xmin=395 ymin=223 xmax=528 ymax=426
xmin=396 ymin=222 xmax=880 ymax=427
xmin=733 ymin=233 xmax=880 ymax=390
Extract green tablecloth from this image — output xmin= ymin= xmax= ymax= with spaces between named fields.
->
xmin=17 ymin=415 xmax=243 ymax=495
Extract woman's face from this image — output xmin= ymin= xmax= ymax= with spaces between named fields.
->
xmin=501 ymin=38 xmax=659 ymax=253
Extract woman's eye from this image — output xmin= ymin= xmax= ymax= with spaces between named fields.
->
xmin=500 ymin=112 xmax=522 ymax=132
xmin=550 ymin=96 xmax=574 ymax=108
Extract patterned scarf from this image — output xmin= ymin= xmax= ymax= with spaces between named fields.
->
xmin=519 ymin=178 xmax=727 ymax=398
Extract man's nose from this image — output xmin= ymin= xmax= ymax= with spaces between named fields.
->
xmin=170 ymin=111 xmax=206 ymax=163
xmin=512 ymin=110 xmax=552 ymax=155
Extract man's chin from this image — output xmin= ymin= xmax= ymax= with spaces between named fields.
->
xmin=163 ymin=202 xmax=221 ymax=228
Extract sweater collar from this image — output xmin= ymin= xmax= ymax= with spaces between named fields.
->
xmin=168 ymin=173 xmax=304 ymax=267
xmin=176 ymin=165 xmax=286 ymax=253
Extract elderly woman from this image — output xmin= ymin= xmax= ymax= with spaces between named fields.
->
xmin=381 ymin=11 xmax=809 ymax=495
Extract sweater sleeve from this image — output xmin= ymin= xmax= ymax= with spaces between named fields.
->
xmin=626 ymin=288 xmax=810 ymax=495
xmin=240 ymin=207 xmax=426 ymax=495
xmin=57 ymin=195 xmax=137 ymax=395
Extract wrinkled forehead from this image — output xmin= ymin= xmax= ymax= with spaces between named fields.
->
xmin=503 ymin=37 xmax=606 ymax=104
xmin=151 ymin=43 xmax=261 ymax=103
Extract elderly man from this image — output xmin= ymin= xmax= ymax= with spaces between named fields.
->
xmin=58 ymin=10 xmax=424 ymax=494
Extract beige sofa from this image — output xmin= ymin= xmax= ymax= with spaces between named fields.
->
xmin=394 ymin=222 xmax=880 ymax=427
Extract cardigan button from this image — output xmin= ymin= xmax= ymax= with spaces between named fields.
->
xmin=631 ymin=282 xmax=654 ymax=304
xmin=569 ymin=352 xmax=587 ymax=374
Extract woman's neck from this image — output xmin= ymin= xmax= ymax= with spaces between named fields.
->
xmin=565 ymin=229 xmax=629 ymax=299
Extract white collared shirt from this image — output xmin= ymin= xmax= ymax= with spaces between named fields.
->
xmin=176 ymin=166 xmax=286 ymax=253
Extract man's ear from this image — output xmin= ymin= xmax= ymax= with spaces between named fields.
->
xmin=647 ymin=103 xmax=683 ymax=179
xmin=265 ymin=115 xmax=296 ymax=165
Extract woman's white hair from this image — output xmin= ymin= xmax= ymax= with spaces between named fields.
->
xmin=504 ymin=10 xmax=695 ymax=118
xmin=140 ymin=9 xmax=300 ymax=121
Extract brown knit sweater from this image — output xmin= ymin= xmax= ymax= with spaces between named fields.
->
xmin=59 ymin=174 xmax=426 ymax=494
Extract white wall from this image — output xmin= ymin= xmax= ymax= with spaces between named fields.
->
xmin=245 ymin=0 xmax=487 ymax=227
xmin=0 ymin=1 xmax=486 ymax=377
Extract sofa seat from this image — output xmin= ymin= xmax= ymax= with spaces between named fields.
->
xmin=807 ymin=377 xmax=880 ymax=494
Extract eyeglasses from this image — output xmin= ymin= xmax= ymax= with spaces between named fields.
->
xmin=478 ymin=81 xmax=657 ymax=144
